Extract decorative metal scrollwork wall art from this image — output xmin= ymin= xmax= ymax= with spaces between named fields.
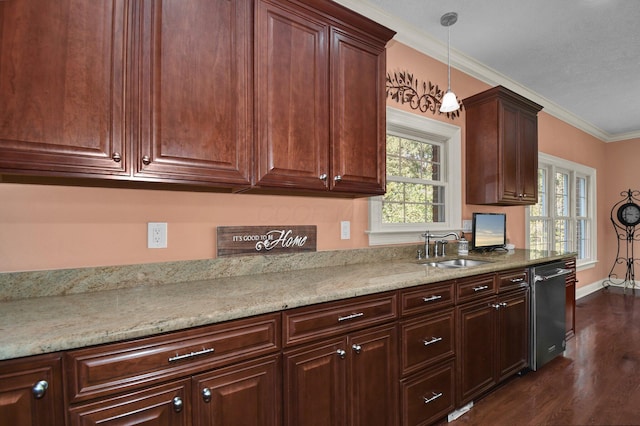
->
xmin=386 ymin=70 xmax=463 ymax=119
xmin=603 ymin=189 xmax=640 ymax=290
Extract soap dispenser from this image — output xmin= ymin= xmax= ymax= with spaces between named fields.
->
xmin=458 ymin=236 xmax=469 ymax=255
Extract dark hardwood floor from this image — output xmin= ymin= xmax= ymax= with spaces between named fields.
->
xmin=443 ymin=286 xmax=640 ymax=425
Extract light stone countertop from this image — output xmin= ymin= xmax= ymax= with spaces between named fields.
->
xmin=0 ymin=249 xmax=571 ymax=361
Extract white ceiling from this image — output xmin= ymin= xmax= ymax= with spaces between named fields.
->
xmin=336 ymin=0 xmax=640 ymax=142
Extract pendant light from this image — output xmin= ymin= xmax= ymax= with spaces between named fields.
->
xmin=439 ymin=12 xmax=460 ymax=113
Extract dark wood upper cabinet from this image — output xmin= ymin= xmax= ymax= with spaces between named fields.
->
xmin=464 ymin=86 xmax=543 ymax=205
xmin=330 ymin=28 xmax=388 ymax=194
xmin=254 ymin=0 xmax=330 ymax=191
xmin=133 ymin=0 xmax=252 ymax=186
xmin=0 ymin=0 xmax=129 ymax=177
xmin=254 ymin=0 xmax=394 ymax=195
xmin=1 ymin=0 xmax=394 ymax=196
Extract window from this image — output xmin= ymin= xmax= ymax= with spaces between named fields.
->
xmin=527 ymin=153 xmax=596 ymax=267
xmin=368 ymin=108 xmax=461 ymax=245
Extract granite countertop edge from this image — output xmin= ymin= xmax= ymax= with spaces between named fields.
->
xmin=0 ymin=249 xmax=573 ymax=361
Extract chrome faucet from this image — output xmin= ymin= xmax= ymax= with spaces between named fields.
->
xmin=421 ymin=231 xmax=461 ymax=258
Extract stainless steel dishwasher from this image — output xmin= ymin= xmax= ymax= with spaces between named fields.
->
xmin=530 ymin=261 xmax=573 ymax=371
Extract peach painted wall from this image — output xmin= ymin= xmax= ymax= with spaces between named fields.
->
xmin=0 ymin=184 xmax=369 ymax=272
xmin=537 ymin=114 xmax=609 ymax=287
xmin=599 ymin=137 xmax=640 ymax=285
xmin=0 ymin=39 xmax=626 ymax=292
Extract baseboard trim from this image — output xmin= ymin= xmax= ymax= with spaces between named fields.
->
xmin=576 ymin=280 xmax=606 ymax=299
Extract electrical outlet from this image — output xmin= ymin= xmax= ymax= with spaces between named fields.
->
xmin=340 ymin=221 xmax=350 ymax=240
xmin=462 ymin=220 xmax=472 ymax=232
xmin=148 ymin=222 xmax=167 ymax=248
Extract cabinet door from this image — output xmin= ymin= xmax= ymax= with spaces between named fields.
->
xmin=565 ymin=258 xmax=577 ymax=339
xmin=499 ymin=102 xmax=521 ymax=204
xmin=134 ymin=0 xmax=252 ymax=186
xmin=0 ymin=354 xmax=63 ymax=426
xmin=349 ymin=325 xmax=398 ymax=426
xmin=68 ymin=379 xmax=190 ymax=426
xmin=329 ymin=29 xmax=386 ymax=195
xmin=0 ymin=0 xmax=128 ymax=177
xmin=254 ymin=0 xmax=330 ymax=191
xmin=456 ymin=297 xmax=496 ymax=406
xmin=193 ymin=355 xmax=281 ymax=426
xmin=496 ymin=289 xmax=529 ymax=381
xmin=518 ymin=111 xmax=539 ymax=204
xmin=283 ymin=337 xmax=348 ymax=426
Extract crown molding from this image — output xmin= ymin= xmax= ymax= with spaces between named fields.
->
xmin=335 ymin=0 xmax=636 ymax=143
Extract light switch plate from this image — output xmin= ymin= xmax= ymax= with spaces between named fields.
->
xmin=462 ymin=220 xmax=472 ymax=232
xmin=340 ymin=221 xmax=350 ymax=240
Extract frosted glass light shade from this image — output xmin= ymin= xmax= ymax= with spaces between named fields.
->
xmin=440 ymin=90 xmax=460 ymax=113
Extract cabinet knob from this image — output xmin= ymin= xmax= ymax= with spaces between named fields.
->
xmin=352 ymin=344 xmax=362 ymax=354
xmin=202 ymin=387 xmax=212 ymax=403
xmin=142 ymin=155 xmax=151 ymax=165
xmin=319 ymin=173 xmax=328 ymax=181
xmin=172 ymin=396 xmax=183 ymax=413
xmin=334 ymin=175 xmax=342 ymax=182
xmin=336 ymin=349 xmax=346 ymax=359
xmin=32 ymin=380 xmax=48 ymax=399
xmin=111 ymin=152 xmax=122 ymax=163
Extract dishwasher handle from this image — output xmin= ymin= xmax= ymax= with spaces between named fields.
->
xmin=534 ymin=268 xmax=572 ymax=283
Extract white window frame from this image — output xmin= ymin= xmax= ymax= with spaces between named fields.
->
xmin=367 ymin=107 xmax=462 ymax=246
xmin=526 ymin=152 xmax=597 ymax=270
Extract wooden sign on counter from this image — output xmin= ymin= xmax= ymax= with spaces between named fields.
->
xmin=217 ymin=225 xmax=317 ymax=257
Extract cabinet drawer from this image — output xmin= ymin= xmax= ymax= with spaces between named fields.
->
xmin=68 ymin=379 xmax=190 ymax=426
xmin=399 ymin=281 xmax=455 ymax=317
xmin=456 ymin=273 xmax=496 ymax=303
xmin=497 ymin=268 xmax=528 ymax=293
xmin=401 ymin=360 xmax=455 ymax=426
xmin=65 ymin=313 xmax=280 ymax=403
xmin=400 ymin=310 xmax=455 ymax=376
xmin=283 ymin=292 xmax=397 ymax=347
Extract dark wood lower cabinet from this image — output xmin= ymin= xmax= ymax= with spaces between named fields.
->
xmin=456 ymin=296 xmax=497 ymax=406
xmin=1 ymin=266 xmax=546 ymax=425
xmin=192 ymin=355 xmax=281 ymax=426
xmin=457 ymin=282 xmax=529 ymax=407
xmin=565 ymin=257 xmax=577 ymax=339
xmin=496 ymin=289 xmax=529 ymax=381
xmin=283 ymin=324 xmax=398 ymax=426
xmin=0 ymin=353 xmax=64 ymax=426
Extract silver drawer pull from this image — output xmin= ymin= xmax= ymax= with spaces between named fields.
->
xmin=473 ymin=285 xmax=489 ymax=292
xmin=423 ymin=337 xmax=443 ymax=346
xmin=338 ymin=312 xmax=364 ymax=322
xmin=422 ymin=295 xmax=443 ymax=302
xmin=168 ymin=347 xmax=214 ymax=363
xmin=423 ymin=392 xmax=443 ymax=404
xmin=510 ymin=277 xmax=525 ymax=283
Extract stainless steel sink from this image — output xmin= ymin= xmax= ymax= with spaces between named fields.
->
xmin=418 ymin=258 xmax=492 ymax=269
